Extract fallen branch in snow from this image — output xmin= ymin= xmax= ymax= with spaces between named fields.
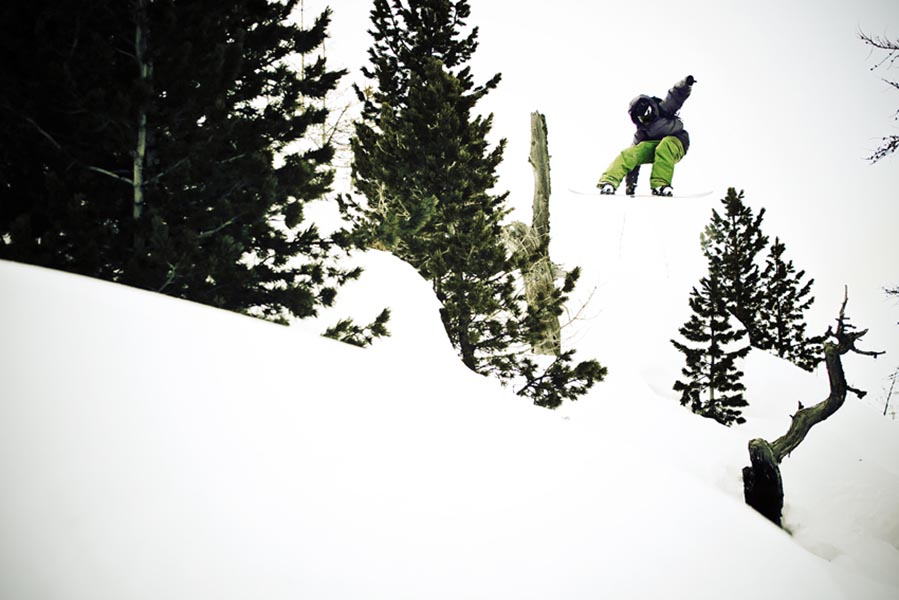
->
xmin=742 ymin=288 xmax=884 ymax=527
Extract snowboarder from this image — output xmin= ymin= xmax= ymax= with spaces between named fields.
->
xmin=597 ymin=75 xmax=696 ymax=197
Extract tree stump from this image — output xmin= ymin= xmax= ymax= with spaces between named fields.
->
xmin=741 ymin=291 xmax=882 ymax=527
xmin=743 ymin=438 xmax=784 ymax=526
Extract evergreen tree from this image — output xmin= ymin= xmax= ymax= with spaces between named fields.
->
xmin=346 ymin=0 xmax=604 ymax=405
xmin=354 ymin=52 xmax=515 ymax=374
xmin=0 ymin=1 xmax=355 ymax=322
xmin=759 ymin=238 xmax=822 ymax=371
xmin=700 ymin=188 xmax=821 ymax=371
xmin=672 ymin=275 xmax=750 ymax=426
xmin=700 ymin=188 xmax=768 ymax=346
xmin=675 ymin=188 xmax=825 ymax=426
xmin=0 ymin=2 xmax=135 ymax=275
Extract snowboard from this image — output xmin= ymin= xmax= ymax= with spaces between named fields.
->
xmin=568 ymin=188 xmax=713 ymax=199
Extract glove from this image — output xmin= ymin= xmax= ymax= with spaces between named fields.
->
xmin=685 ymin=75 xmax=697 ymax=86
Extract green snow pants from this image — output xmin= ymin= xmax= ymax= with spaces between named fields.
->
xmin=599 ymin=136 xmax=686 ymax=190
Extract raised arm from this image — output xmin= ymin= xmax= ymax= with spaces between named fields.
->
xmin=659 ymin=75 xmax=696 ymax=115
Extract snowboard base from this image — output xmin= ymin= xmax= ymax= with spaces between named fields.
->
xmin=568 ymin=188 xmax=713 ymax=199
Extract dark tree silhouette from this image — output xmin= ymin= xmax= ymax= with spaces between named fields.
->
xmin=859 ymin=30 xmax=899 ymax=162
xmin=743 ymin=291 xmax=884 ymax=526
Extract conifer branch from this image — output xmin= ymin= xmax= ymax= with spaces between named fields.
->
xmin=157 ymin=263 xmax=180 ymax=293
xmin=85 ymin=165 xmax=134 ymax=186
xmin=199 ymin=217 xmax=240 ymax=239
xmin=147 ymin=157 xmax=190 ymax=184
xmin=13 ymin=110 xmax=135 ymax=186
xmin=19 ymin=113 xmax=65 ymax=152
xmin=769 ymin=289 xmax=882 ymax=461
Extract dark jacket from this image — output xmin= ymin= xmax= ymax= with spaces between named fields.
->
xmin=625 ymin=78 xmax=693 ymax=189
xmin=629 ymin=78 xmax=692 ymax=152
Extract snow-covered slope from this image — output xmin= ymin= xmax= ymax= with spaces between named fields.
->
xmin=552 ymin=191 xmax=899 ymax=594
xmin=2 ymin=251 xmax=898 ymax=599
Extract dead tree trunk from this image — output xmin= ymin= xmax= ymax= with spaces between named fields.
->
xmin=505 ymin=112 xmax=561 ymax=356
xmin=742 ymin=290 xmax=883 ymax=526
xmin=527 ymin=112 xmax=560 ymax=355
xmin=529 ymin=112 xmax=551 ymax=245
xmin=133 ymin=0 xmax=151 ymax=221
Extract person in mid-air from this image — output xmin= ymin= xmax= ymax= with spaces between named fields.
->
xmin=597 ymin=75 xmax=696 ymax=197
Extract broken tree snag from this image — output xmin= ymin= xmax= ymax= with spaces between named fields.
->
xmin=526 ymin=111 xmax=560 ymax=356
xmin=529 ymin=112 xmax=551 ymax=243
xmin=743 ymin=438 xmax=784 ymax=526
xmin=742 ymin=289 xmax=884 ymax=527
xmin=505 ymin=112 xmax=561 ymax=356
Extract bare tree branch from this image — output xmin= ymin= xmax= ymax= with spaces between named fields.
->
xmin=859 ymin=30 xmax=899 ymax=162
xmin=743 ymin=288 xmax=884 ymax=526
xmin=8 ymin=109 xmax=135 ymax=187
xmin=85 ymin=165 xmax=134 ymax=186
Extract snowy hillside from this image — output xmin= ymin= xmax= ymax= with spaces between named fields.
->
xmin=3 ymin=1 xmax=899 ymax=595
xmin=2 ymin=239 xmax=898 ymax=598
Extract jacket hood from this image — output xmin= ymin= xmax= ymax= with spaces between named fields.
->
xmin=628 ymin=95 xmax=659 ymax=125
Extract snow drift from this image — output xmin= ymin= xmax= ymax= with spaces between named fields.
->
xmin=1 ymin=243 xmax=897 ymax=598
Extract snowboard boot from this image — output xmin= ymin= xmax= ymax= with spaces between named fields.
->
xmin=598 ymin=182 xmax=615 ymax=195
xmin=652 ymin=186 xmax=673 ymax=197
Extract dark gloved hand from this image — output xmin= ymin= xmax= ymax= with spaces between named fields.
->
xmin=685 ymin=75 xmax=697 ymax=86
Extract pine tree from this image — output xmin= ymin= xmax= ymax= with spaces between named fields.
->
xmin=672 ymin=275 xmax=750 ymax=426
xmin=700 ymin=188 xmax=768 ymax=346
xmin=346 ymin=0 xmax=604 ymax=405
xmin=0 ymin=1 xmax=355 ymax=322
xmin=675 ymin=188 xmax=825 ymax=425
xmin=354 ymin=52 xmax=515 ymax=374
xmin=700 ymin=188 xmax=821 ymax=371
xmin=0 ymin=2 xmax=136 ymax=275
xmin=349 ymin=0 xmax=502 ymax=262
xmin=759 ymin=238 xmax=823 ymax=371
